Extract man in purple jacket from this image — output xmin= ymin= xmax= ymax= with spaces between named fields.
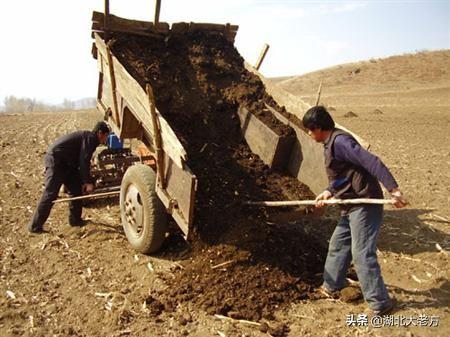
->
xmin=302 ymin=106 xmax=407 ymax=315
xmin=28 ymin=121 xmax=110 ymax=233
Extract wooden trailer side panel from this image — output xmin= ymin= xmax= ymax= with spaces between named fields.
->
xmin=92 ymin=11 xmax=170 ymax=36
xmin=94 ymin=33 xmax=187 ymax=168
xmin=157 ymin=155 xmax=197 ymax=237
xmin=94 ymin=32 xmax=196 ymax=237
xmin=135 ymin=144 xmax=197 ymax=238
xmin=244 ymin=62 xmax=370 ymax=195
xmin=92 ymin=11 xmax=238 ymax=42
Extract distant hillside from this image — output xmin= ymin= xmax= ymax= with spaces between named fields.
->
xmin=274 ymin=50 xmax=450 ymax=96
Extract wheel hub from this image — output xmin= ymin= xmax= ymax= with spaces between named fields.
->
xmin=124 ymin=185 xmax=144 ymax=235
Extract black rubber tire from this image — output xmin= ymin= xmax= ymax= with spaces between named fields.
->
xmin=120 ymin=164 xmax=167 ymax=254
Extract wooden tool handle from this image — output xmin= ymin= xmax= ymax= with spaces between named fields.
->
xmin=53 ymin=191 xmax=120 ymax=204
xmin=244 ymin=198 xmax=395 ymax=207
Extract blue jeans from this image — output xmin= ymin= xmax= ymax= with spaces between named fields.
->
xmin=323 ymin=205 xmax=391 ymax=311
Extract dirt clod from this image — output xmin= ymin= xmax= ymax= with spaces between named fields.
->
xmin=372 ymin=108 xmax=384 ymax=114
xmin=343 ymin=111 xmax=358 ymax=118
xmin=144 ymin=296 xmax=165 ymax=317
xmin=268 ymin=322 xmax=290 ymax=337
xmin=339 ymin=286 xmax=363 ymax=302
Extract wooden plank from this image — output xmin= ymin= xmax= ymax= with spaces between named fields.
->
xmin=154 ymin=0 xmax=161 ymax=28
xmin=120 ymin=105 xmax=144 ymax=140
xmin=190 ymin=22 xmax=239 ymax=31
xmin=189 ymin=22 xmax=238 ymax=42
xmin=104 ymin=0 xmax=110 ymax=41
xmin=96 ymin=50 xmax=115 ymax=123
xmin=111 ymin=56 xmax=187 ymax=167
xmin=135 ymin=22 xmax=238 ymax=42
xmin=97 ymin=100 xmax=120 ymax=137
xmin=156 ymin=165 xmax=197 ymax=239
xmin=92 ymin=11 xmax=238 ymax=37
xmin=244 ymin=61 xmax=369 ymax=149
xmin=146 ymin=84 xmax=165 ymax=188
xmin=96 ymin=47 xmax=140 ymax=138
xmin=188 ymin=172 xmax=197 ymax=232
xmin=91 ymin=42 xmax=98 ymax=59
xmin=262 ymin=101 xmax=369 ymax=196
xmin=92 ymin=11 xmax=170 ymax=34
xmin=288 ymin=124 xmax=328 ymax=195
xmin=170 ymin=22 xmax=189 ymax=33
xmin=315 ymin=81 xmax=323 ymax=106
xmin=106 ymin=46 xmax=121 ymax=127
xmin=224 ymin=23 xmax=231 ymax=40
xmin=97 ymin=72 xmax=103 ymax=101
xmin=244 ymin=198 xmax=395 ymax=207
xmin=96 ymin=99 xmax=107 ymax=116
xmin=94 ymin=32 xmax=196 ymax=235
xmin=136 ymin=143 xmax=196 ymax=238
xmin=98 ymin=72 xmax=114 ymax=119
xmin=255 ymin=44 xmax=270 ymax=70
xmin=245 ymin=61 xmax=310 ymax=117
xmin=157 ymin=187 xmax=189 ymax=238
xmin=92 ymin=11 xmax=238 ymax=41
xmin=237 ymin=106 xmax=294 ymax=170
xmin=244 ymin=62 xmax=333 ymax=191
xmin=53 ymin=191 xmax=119 ymax=204
xmin=262 ymin=103 xmax=327 ymax=194
xmin=92 ymin=23 xmax=166 ymax=39
xmin=97 ymin=98 xmax=107 ymax=114
xmin=96 ymin=50 xmax=103 ymax=73
xmin=100 ymin=52 xmax=104 ymax=73
xmin=162 ymin=155 xmax=197 ymax=228
xmin=95 ymin=32 xmax=108 ymax=60
xmin=94 ymin=33 xmax=187 ymax=168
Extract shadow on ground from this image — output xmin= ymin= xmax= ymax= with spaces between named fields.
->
xmin=379 ymin=208 xmax=449 ymax=254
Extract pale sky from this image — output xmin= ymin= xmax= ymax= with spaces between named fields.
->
xmin=0 ymin=0 xmax=449 ymax=104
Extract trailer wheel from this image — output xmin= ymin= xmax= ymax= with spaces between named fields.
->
xmin=120 ymin=164 xmax=167 ymax=254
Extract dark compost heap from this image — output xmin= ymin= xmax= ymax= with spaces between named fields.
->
xmin=109 ymin=30 xmax=326 ymax=323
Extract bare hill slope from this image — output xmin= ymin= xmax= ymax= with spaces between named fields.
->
xmin=275 ymin=50 xmax=450 ymax=100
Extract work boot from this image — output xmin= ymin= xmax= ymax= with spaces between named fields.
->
xmin=317 ymin=285 xmax=339 ymax=299
xmin=370 ymin=299 xmax=396 ymax=316
xmin=27 ymin=227 xmax=49 ymax=236
xmin=27 ymin=222 xmax=44 ymax=234
xmin=69 ymin=218 xmax=87 ymax=227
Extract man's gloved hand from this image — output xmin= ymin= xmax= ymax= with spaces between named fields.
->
xmin=315 ymin=190 xmax=333 ymax=208
xmin=390 ymin=188 xmax=407 ymax=208
xmin=82 ymin=183 xmax=95 ymax=194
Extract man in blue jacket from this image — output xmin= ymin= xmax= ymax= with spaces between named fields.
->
xmin=302 ymin=106 xmax=407 ymax=315
xmin=28 ymin=121 xmax=110 ymax=233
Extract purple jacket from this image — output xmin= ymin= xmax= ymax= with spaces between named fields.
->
xmin=325 ymin=130 xmax=398 ymax=196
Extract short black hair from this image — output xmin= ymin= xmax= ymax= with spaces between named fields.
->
xmin=93 ymin=121 xmax=110 ymax=134
xmin=302 ymin=106 xmax=335 ymax=130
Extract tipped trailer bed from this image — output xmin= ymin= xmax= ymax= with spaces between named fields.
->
xmin=90 ymin=8 xmax=367 ymax=254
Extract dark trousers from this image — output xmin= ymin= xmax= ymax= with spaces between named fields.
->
xmin=29 ymin=154 xmax=82 ymax=230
